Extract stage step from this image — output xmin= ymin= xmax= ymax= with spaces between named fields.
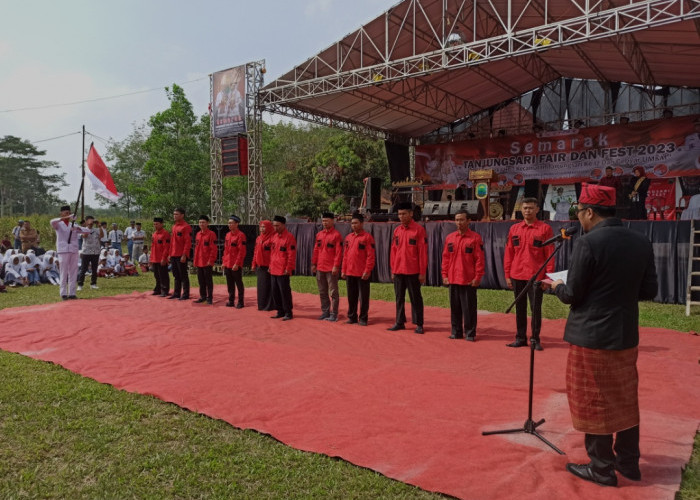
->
xmin=687 ymin=220 xmax=700 ymax=316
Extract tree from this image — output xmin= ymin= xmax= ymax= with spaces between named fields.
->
xmin=0 ymin=135 xmax=66 ymax=217
xmin=103 ymin=123 xmax=149 ymax=217
xmin=141 ymin=84 xmax=211 ymax=216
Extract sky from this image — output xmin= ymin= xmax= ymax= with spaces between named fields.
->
xmin=0 ymin=0 xmax=397 ymax=207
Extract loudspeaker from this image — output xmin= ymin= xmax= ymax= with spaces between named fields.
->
xmin=451 ymin=200 xmax=484 ymax=220
xmin=423 ymin=201 xmax=451 ymax=219
xmin=367 ymin=177 xmax=382 ymax=212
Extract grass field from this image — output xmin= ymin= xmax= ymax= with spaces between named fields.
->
xmin=0 ymin=273 xmax=697 ymax=499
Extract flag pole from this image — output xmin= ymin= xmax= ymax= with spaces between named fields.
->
xmin=81 ymin=125 xmax=85 ymax=220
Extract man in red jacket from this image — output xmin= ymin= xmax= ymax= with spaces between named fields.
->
xmin=311 ymin=212 xmax=343 ymax=322
xmin=150 ymin=217 xmax=171 ymax=297
xmin=269 ymin=215 xmax=296 ymax=321
xmin=193 ymin=215 xmax=217 ymax=305
xmin=503 ymin=197 xmax=554 ymax=350
xmin=223 ymin=215 xmax=246 ymax=308
xmin=441 ymin=210 xmax=485 ymax=341
xmin=341 ymin=212 xmax=375 ymax=326
xmin=169 ymin=207 xmax=192 ymax=300
xmin=389 ymin=202 xmax=428 ymax=334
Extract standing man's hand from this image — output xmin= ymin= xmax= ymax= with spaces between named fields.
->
xmin=311 ymin=264 xmax=317 ymax=274
xmin=506 ymin=278 xmax=513 ymax=289
xmin=331 ymin=266 xmax=339 ymax=276
xmin=180 ymin=255 xmax=187 ymax=264
xmin=418 ymin=274 xmax=426 ymax=285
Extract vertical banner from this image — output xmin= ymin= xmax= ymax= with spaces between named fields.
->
xmin=212 ymin=65 xmax=246 ymax=138
xmin=645 ymin=179 xmax=676 ymax=220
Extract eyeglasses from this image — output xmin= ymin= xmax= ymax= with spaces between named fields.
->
xmin=576 ymin=207 xmax=588 ymax=214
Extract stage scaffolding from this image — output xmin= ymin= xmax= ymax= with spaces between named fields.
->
xmin=210 ymin=60 xmax=266 ymax=224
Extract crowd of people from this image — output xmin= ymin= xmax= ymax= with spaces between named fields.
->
xmin=0 ymin=217 xmax=146 ymax=294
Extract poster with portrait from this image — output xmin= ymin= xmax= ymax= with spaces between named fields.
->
xmin=212 ymin=65 xmax=246 ymax=138
xmin=544 ymin=184 xmax=577 ymax=221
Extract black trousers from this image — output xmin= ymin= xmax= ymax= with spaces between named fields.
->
xmin=271 ymin=274 xmax=293 ymax=317
xmin=77 ymin=254 xmax=99 ymax=286
xmin=393 ymin=273 xmax=423 ymax=327
xmin=170 ymin=256 xmax=190 ymax=297
xmin=224 ymin=267 xmax=244 ymax=304
xmin=585 ymin=426 xmax=640 ymax=473
xmin=512 ymin=278 xmax=543 ymax=341
xmin=256 ymin=266 xmax=274 ymax=310
xmin=346 ymin=275 xmax=370 ymax=322
xmin=152 ymin=262 xmax=170 ymax=294
xmin=449 ymin=284 xmax=478 ymax=338
xmin=197 ymin=266 xmax=213 ymax=300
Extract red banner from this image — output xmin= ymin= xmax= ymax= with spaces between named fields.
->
xmin=416 ymin=115 xmax=700 ymax=187
xmin=212 ymin=65 xmax=246 ymax=138
xmin=645 ymin=179 xmax=676 ymax=220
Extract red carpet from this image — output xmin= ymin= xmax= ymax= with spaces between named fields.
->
xmin=0 ymin=287 xmax=697 ymax=499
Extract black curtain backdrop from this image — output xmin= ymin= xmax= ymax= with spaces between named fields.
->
xmin=201 ymin=220 xmax=689 ymax=305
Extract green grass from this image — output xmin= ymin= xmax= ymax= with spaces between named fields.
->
xmin=0 ymin=273 xmax=697 ymax=498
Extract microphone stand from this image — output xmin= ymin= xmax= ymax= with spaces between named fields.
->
xmin=482 ymin=239 xmax=566 ymax=454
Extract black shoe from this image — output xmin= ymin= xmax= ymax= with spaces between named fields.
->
xmin=317 ymin=313 xmax=330 ymax=320
xmin=226 ymin=301 xmax=234 ymax=307
xmin=61 ymin=295 xmax=68 ymax=301
xmin=358 ymin=320 xmax=368 ymax=326
xmin=168 ymin=295 xmax=180 ymax=300
xmin=615 ymin=464 xmax=641 ymax=481
xmin=271 ymin=313 xmax=284 ymax=319
xmin=194 ymin=298 xmax=206 ymax=303
xmin=566 ymin=463 xmax=617 ymax=487
xmin=507 ymin=339 xmax=528 ymax=347
xmin=178 ymin=295 xmax=190 ymax=301
xmin=465 ymin=336 xmax=476 ymax=342
xmin=235 ymin=303 xmax=243 ymax=309
xmin=68 ymin=295 xmax=78 ymax=300
xmin=387 ymin=324 xmax=405 ymax=331
xmin=206 ymin=299 xmax=213 ymax=305
xmin=151 ymin=291 xmax=160 ymax=295
xmin=414 ymin=326 xmax=424 ymax=334
xmin=282 ymin=314 xmax=293 ymax=321
xmin=345 ymin=319 xmax=358 ymax=324
xmin=449 ymin=333 xmax=464 ymax=339
xmin=159 ymin=293 xmax=168 ymax=297
xmin=532 ymin=340 xmax=543 ymax=351
xmin=325 ymin=314 xmax=337 ymax=322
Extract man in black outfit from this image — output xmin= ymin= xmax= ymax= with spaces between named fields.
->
xmin=550 ymin=183 xmax=657 ymax=487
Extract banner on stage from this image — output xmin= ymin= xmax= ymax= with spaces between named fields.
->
xmin=212 ymin=65 xmax=246 ymax=138
xmin=416 ymin=115 xmax=700 ymax=187
xmin=645 ymin=178 xmax=676 ymax=220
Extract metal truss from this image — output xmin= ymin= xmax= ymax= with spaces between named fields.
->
xmin=246 ymin=60 xmax=266 ymax=224
xmin=260 ymin=0 xmax=699 ymax=107
xmin=209 ymin=77 xmax=223 ymax=224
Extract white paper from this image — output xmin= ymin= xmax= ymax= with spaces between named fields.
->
xmin=546 ymin=270 xmax=568 ymax=284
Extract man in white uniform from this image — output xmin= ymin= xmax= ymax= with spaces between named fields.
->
xmin=50 ymin=205 xmax=90 ymax=300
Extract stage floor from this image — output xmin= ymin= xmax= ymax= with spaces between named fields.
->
xmin=0 ymin=288 xmax=697 ymax=499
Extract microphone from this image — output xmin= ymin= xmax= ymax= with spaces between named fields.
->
xmin=539 ymin=226 xmax=578 ymax=246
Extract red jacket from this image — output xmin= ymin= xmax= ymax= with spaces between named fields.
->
xmin=390 ymin=221 xmax=428 ymax=275
xmin=222 ymin=230 xmax=246 ymax=268
xmin=252 ymin=220 xmax=274 ymax=269
xmin=193 ymin=229 xmax=217 ymax=267
xmin=170 ymin=221 xmax=192 ymax=258
xmin=503 ymin=220 xmax=555 ymax=280
xmin=342 ymin=230 xmax=376 ymax=277
xmin=150 ymin=228 xmax=171 ymax=263
xmin=311 ymin=228 xmax=343 ymax=272
xmin=269 ymin=229 xmax=297 ymax=276
xmin=441 ymin=229 xmax=485 ymax=285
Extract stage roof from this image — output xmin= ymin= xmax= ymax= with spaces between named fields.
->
xmin=260 ymin=0 xmax=700 ymax=140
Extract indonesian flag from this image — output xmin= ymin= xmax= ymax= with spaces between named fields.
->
xmin=86 ymin=143 xmax=122 ymax=202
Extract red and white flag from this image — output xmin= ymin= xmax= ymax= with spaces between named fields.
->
xmin=86 ymin=144 xmax=122 ymax=202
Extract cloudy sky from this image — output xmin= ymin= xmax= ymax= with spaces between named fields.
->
xmin=0 ymin=0 xmax=396 ymax=206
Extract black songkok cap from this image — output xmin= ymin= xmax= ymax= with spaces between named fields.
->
xmin=60 ymin=205 xmax=71 ymax=212
xmin=321 ymin=212 xmax=335 ymax=219
xmin=199 ymin=215 xmax=210 ymax=222
xmin=351 ymin=212 xmax=364 ymax=222
xmin=273 ymin=215 xmax=286 ymax=224
xmin=229 ymin=215 xmax=241 ymax=223
xmin=396 ymin=202 xmax=413 ymax=211
xmin=153 ymin=217 xmax=164 ymax=223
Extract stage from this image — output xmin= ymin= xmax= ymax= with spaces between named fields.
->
xmin=0 ymin=288 xmax=697 ymax=499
